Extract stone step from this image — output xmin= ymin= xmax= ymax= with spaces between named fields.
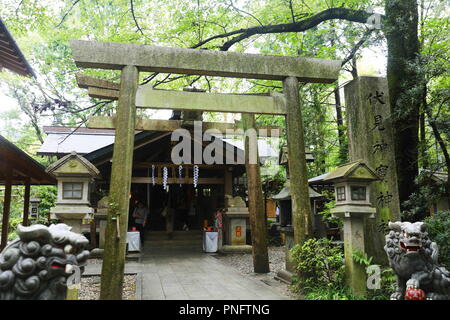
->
xmin=145 ymin=236 xmax=203 ymax=242
xmin=144 ymin=231 xmax=202 ymax=241
xmin=144 ymin=238 xmax=201 ymax=244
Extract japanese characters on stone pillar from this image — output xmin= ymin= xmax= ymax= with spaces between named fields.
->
xmin=344 ymin=76 xmax=401 ymax=263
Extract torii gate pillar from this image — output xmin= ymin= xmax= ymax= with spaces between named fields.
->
xmin=284 ymin=76 xmax=313 ymax=244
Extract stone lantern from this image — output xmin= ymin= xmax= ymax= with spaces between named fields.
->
xmin=46 ymin=152 xmax=100 ymax=234
xmin=323 ymin=160 xmax=380 ymax=297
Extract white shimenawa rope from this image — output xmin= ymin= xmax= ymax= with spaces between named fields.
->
xmin=193 ymin=165 xmax=199 ymax=188
xmin=151 ymin=165 xmax=155 ymax=186
xmin=178 ymin=165 xmax=183 ymax=187
xmin=163 ymin=167 xmax=168 ymax=191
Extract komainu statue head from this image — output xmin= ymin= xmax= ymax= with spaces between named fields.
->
xmin=0 ymin=224 xmax=90 ymax=300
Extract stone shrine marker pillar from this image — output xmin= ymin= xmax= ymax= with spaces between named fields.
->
xmin=344 ymin=76 xmax=401 ymax=264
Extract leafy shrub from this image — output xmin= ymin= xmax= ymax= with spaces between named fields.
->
xmin=290 ymin=238 xmax=397 ymax=300
xmin=34 ymin=186 xmax=57 ymax=219
xmin=424 ymin=210 xmax=450 ymax=269
xmin=7 ymin=216 xmax=23 ymax=241
xmin=290 ymin=238 xmax=345 ymax=294
xmin=352 ymin=250 xmax=373 ymax=266
xmin=350 ymin=250 xmax=396 ymax=300
xmin=303 ymin=286 xmax=356 ymax=300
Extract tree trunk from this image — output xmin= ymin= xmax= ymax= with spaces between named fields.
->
xmin=384 ymin=0 xmax=422 ymax=208
xmin=334 ymin=84 xmax=347 ymax=164
xmin=425 ymin=107 xmax=450 ymax=194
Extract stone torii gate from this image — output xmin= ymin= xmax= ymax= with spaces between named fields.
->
xmin=70 ymin=40 xmax=341 ymax=299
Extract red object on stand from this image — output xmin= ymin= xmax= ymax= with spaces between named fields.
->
xmin=405 ymin=288 xmax=426 ymax=300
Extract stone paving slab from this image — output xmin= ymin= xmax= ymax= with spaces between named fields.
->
xmin=140 ymin=250 xmax=290 ymax=300
xmin=85 ymin=248 xmax=291 ymax=300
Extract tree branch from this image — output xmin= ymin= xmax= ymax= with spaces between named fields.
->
xmin=142 ymin=7 xmax=378 ymax=87
xmin=130 ymin=0 xmax=145 ymax=36
xmin=341 ymin=28 xmax=374 ymax=66
xmin=58 ymin=100 xmax=112 ymax=144
xmin=191 ymin=7 xmax=378 ymax=50
xmin=228 ymin=0 xmax=264 ymax=27
xmin=55 ymin=0 xmax=81 ymax=28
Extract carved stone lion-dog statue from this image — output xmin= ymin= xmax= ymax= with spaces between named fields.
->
xmin=0 ymin=224 xmax=90 ymax=300
xmin=384 ymin=221 xmax=450 ymax=300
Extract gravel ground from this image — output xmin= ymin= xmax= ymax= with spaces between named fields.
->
xmin=79 ymin=274 xmax=136 ymax=300
xmin=213 ymin=246 xmax=300 ymax=299
xmin=214 ymin=246 xmax=285 ymax=277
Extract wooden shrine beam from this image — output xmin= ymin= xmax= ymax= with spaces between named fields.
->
xmin=136 ymin=87 xmax=287 ymax=115
xmin=133 ymin=162 xmax=227 ymax=169
xmin=87 ymin=116 xmax=281 ymax=137
xmin=131 ymin=177 xmax=224 ymax=184
xmin=70 ymin=40 xmax=341 ymax=83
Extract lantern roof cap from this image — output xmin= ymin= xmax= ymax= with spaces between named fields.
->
xmin=323 ymin=160 xmax=380 ymax=182
xmin=46 ymin=151 xmax=100 ymax=178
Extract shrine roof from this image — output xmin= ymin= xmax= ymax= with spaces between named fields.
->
xmin=0 ymin=135 xmax=56 ymax=185
xmin=272 ymin=179 xmax=323 ymax=200
xmin=0 ymin=19 xmax=35 ymax=77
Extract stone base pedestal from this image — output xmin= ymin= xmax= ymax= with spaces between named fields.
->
xmin=332 ymin=209 xmax=376 ymax=298
xmin=275 ymin=270 xmax=294 ymax=284
xmin=273 ymin=226 xmax=296 ymax=284
xmin=90 ymin=248 xmax=104 ymax=258
xmin=62 ymin=219 xmax=83 ymax=234
xmin=278 ymin=226 xmax=296 ymax=272
xmin=342 ymin=216 xmax=367 ymax=297
xmin=223 ymin=206 xmax=250 ymax=247
xmin=51 ymin=206 xmax=92 ymax=235
xmin=95 ymin=203 xmax=108 ymax=249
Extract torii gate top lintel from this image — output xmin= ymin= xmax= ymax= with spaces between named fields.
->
xmin=70 ymin=40 xmax=341 ymax=83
